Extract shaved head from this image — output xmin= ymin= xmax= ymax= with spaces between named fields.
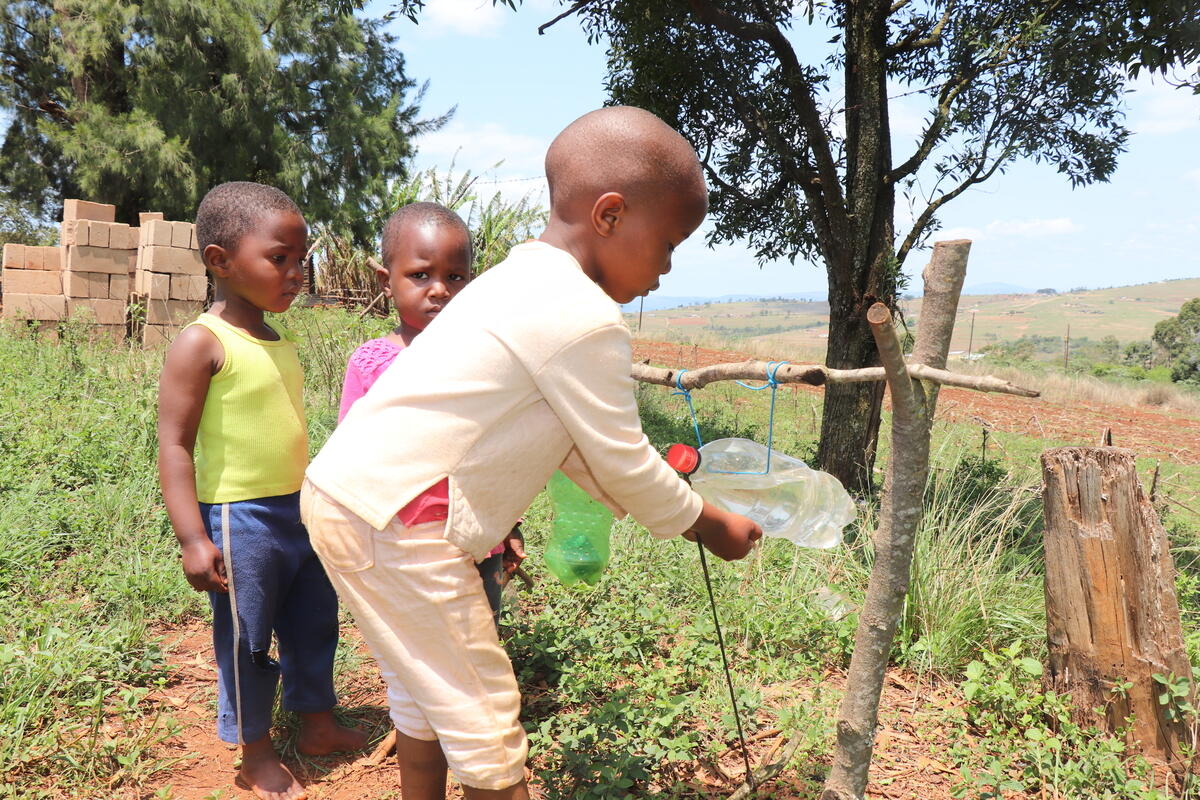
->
xmin=545 ymin=106 xmax=707 ymax=218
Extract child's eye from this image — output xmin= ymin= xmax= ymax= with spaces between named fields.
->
xmin=410 ymin=271 xmax=428 ymax=280
xmin=449 ymin=274 xmax=466 ymax=282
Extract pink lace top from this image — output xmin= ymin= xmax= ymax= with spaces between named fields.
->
xmin=338 ymin=337 xmax=471 ymax=536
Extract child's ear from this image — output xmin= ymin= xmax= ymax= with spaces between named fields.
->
xmin=203 ymin=244 xmax=231 ymax=277
xmin=591 ymin=192 xmax=627 ymax=238
xmin=374 ymin=260 xmax=392 ymax=297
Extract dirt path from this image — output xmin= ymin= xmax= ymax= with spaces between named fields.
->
xmin=632 ymin=340 xmax=1200 ymax=466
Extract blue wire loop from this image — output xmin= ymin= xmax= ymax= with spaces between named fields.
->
xmin=673 ymin=361 xmax=788 ymax=475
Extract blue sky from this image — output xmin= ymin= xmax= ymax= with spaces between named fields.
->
xmin=383 ymin=0 xmax=1200 ymax=298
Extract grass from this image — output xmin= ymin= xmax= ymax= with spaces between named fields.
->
xmin=2 ymin=306 xmax=1197 ymax=798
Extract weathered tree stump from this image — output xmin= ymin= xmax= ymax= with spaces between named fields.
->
xmin=1041 ymin=446 xmax=1193 ymax=765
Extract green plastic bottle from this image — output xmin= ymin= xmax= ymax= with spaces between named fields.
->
xmin=544 ymin=471 xmax=613 ymax=586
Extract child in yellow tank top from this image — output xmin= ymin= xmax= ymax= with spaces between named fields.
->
xmin=157 ymin=182 xmax=365 ymax=800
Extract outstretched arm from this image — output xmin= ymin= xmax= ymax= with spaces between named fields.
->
xmin=157 ymin=325 xmax=226 ymax=593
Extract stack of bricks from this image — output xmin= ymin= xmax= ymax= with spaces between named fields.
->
xmin=60 ymin=199 xmax=137 ymax=340
xmin=1 ymin=241 xmax=65 ymax=332
xmin=134 ymin=216 xmax=206 ymax=346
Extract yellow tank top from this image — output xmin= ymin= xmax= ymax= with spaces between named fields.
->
xmin=186 ymin=313 xmax=308 ymax=504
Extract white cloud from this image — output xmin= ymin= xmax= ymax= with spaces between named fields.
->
xmin=416 ymin=120 xmax=547 ymax=176
xmin=413 ymin=121 xmax=550 ymax=206
xmin=932 ymin=226 xmax=984 ymax=242
xmin=929 ymin=217 xmax=1081 ymax=245
xmin=985 ymin=217 xmax=1082 ymax=237
xmin=421 ymin=0 xmax=507 ymax=37
xmin=1129 ymin=76 xmax=1200 ymax=136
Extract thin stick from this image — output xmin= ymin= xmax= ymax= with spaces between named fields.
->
xmin=632 ymin=360 xmax=1038 ymax=397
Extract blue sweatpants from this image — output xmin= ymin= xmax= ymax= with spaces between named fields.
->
xmin=200 ymin=492 xmax=340 ymax=744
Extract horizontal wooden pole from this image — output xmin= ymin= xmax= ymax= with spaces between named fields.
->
xmin=631 ymin=359 xmax=1039 ymax=398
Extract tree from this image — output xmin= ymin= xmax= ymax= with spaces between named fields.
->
xmin=0 ymin=194 xmax=56 ymax=247
xmin=0 ymin=0 xmax=442 ymax=243
xmin=443 ymin=0 xmax=1200 ymax=491
xmin=1153 ymin=297 xmax=1200 ymax=383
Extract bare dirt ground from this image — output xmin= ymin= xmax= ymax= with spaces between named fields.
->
xmin=632 ymin=340 xmax=1200 ymax=467
xmin=130 ymin=621 xmax=970 ymax=800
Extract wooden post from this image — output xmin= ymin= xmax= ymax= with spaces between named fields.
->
xmin=911 ymin=240 xmax=971 ymax=424
xmin=1041 ymin=446 xmax=1193 ymax=765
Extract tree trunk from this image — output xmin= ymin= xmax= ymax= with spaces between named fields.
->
xmin=817 ymin=0 xmax=895 ymax=494
xmin=818 ymin=299 xmax=885 ymax=494
xmin=1041 ymin=446 xmax=1194 ymax=767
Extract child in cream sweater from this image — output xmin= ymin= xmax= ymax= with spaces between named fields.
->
xmin=302 ymin=106 xmax=761 ymax=800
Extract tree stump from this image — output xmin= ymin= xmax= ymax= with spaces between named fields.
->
xmin=1041 ymin=446 xmax=1193 ymax=765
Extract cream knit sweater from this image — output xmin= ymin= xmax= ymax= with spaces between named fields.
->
xmin=306 ymin=241 xmax=704 ymax=560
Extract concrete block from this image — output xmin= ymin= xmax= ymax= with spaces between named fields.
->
xmin=65 ymin=246 xmax=127 ymax=275
xmin=24 ymin=247 xmax=44 ymax=270
xmin=43 ymin=246 xmax=62 ymax=271
xmin=134 ymin=270 xmax=170 ymax=299
xmin=68 ymin=298 xmax=126 ymax=325
xmin=3 ymin=269 xmax=62 ymax=295
xmin=142 ymin=323 xmax=175 ymax=348
xmin=2 ymin=243 xmax=23 ymax=269
xmin=88 ymin=221 xmax=111 ymax=248
xmin=63 ymin=270 xmax=106 ymax=298
xmin=139 ymin=212 xmax=164 ymax=225
xmin=108 ymin=223 xmax=134 ymax=250
xmin=143 ymin=220 xmax=173 ymax=247
xmin=146 ymin=298 xmax=202 ymax=325
xmin=63 ymin=199 xmax=116 ymax=223
xmin=141 ymin=245 xmax=204 ymax=275
xmin=3 ymin=293 xmax=66 ymax=321
xmin=182 ymin=275 xmax=207 ymax=301
xmin=109 ymin=274 xmax=130 ymax=300
xmin=61 ymin=219 xmax=89 ymax=246
xmin=170 ymin=222 xmax=193 ymax=249
xmin=190 ymin=225 xmax=199 ymax=250
xmin=169 ymin=274 xmax=207 ymax=301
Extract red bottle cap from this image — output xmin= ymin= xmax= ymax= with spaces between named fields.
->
xmin=666 ymin=443 xmax=700 ymax=475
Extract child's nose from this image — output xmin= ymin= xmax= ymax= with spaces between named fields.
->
xmin=429 ymin=280 xmax=451 ymax=298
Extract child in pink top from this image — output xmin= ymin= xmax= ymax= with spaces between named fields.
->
xmin=337 ymin=203 xmax=521 ymax=619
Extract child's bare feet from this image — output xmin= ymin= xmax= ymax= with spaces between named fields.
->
xmin=237 ymin=737 xmax=307 ymax=800
xmin=296 ymin=710 xmax=369 ymax=756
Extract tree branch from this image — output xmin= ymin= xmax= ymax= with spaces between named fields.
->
xmin=631 ymin=359 xmax=1038 ymax=397
xmin=538 ymin=0 xmax=596 ymax=35
xmin=887 ymin=1 xmax=954 ymax=55
xmin=687 ymin=0 xmax=850 ymax=238
xmin=895 ymin=105 xmax=1011 ymax=265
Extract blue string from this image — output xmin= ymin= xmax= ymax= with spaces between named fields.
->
xmin=673 ymin=362 xmax=788 ymax=475
xmin=670 ymin=369 xmax=705 ymax=447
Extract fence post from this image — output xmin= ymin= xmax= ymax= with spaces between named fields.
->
xmin=1041 ymin=446 xmax=1193 ymax=766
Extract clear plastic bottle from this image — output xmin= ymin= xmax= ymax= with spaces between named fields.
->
xmin=667 ymin=438 xmax=854 ymax=549
xmin=544 ymin=471 xmax=614 ymax=585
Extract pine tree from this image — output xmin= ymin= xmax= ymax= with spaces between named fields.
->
xmin=0 ymin=0 xmax=441 ymax=242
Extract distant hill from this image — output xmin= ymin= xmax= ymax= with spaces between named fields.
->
xmin=621 ymin=291 xmax=827 ymax=313
xmin=624 ymin=282 xmax=1034 ymax=314
xmin=627 ymin=277 xmax=1200 ymax=357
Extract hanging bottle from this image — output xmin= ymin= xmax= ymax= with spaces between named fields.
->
xmin=667 ymin=438 xmax=854 ymax=549
xmin=544 ymin=471 xmax=614 ymax=585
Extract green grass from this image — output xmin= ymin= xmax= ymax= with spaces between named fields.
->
xmin=2 ymin=306 xmax=1197 ymax=798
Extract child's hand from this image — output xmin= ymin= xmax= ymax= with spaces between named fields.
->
xmin=502 ymin=524 xmax=526 ymax=576
xmin=181 ymin=539 xmax=228 ymax=593
xmin=687 ymin=502 xmax=762 ymax=561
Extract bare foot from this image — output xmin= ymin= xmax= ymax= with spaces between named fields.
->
xmin=237 ymin=746 xmax=307 ymax=800
xmin=296 ymin=710 xmax=369 ymax=756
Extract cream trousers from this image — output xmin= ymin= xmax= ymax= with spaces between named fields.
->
xmin=300 ymin=479 xmax=528 ymax=790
